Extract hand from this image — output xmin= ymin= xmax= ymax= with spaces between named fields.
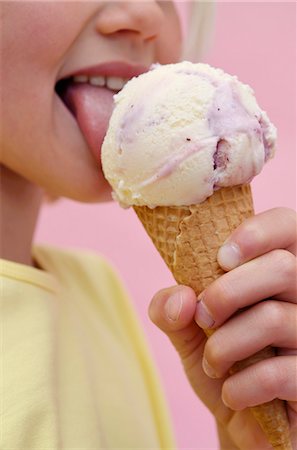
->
xmin=149 ymin=207 xmax=297 ymax=449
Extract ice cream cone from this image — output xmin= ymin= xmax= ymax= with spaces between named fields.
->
xmin=134 ymin=184 xmax=292 ymax=450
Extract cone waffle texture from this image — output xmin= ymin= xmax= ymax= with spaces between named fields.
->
xmin=134 ymin=184 xmax=292 ymax=450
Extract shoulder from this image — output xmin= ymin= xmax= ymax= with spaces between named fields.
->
xmin=33 ymin=244 xmax=126 ymax=296
xmin=33 ymin=245 xmax=140 ymax=346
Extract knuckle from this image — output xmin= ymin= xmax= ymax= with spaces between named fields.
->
xmin=274 ymin=207 xmax=297 ymax=226
xmin=258 ymin=301 xmax=286 ymax=335
xmin=272 ymin=249 xmax=296 ymax=281
xmin=236 ymin=219 xmax=266 ymax=252
xmin=209 ymin=276 xmax=237 ymax=317
xmin=258 ymin=363 xmax=282 ymax=398
xmin=221 ymin=379 xmax=239 ymax=409
xmin=234 ymin=208 xmax=297 ymax=257
xmin=204 ymin=336 xmax=222 ymax=367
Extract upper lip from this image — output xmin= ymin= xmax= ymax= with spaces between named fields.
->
xmin=59 ymin=60 xmax=150 ymax=81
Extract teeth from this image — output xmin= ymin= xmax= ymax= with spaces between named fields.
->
xmin=106 ymin=76 xmax=126 ymax=91
xmin=72 ymin=74 xmax=127 ymax=91
xmin=89 ymin=75 xmax=105 ymax=87
xmin=73 ymin=75 xmax=88 ymax=83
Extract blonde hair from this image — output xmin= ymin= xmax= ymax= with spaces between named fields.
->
xmin=183 ymin=1 xmax=216 ymax=62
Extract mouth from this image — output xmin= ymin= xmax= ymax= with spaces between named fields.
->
xmin=56 ymin=73 xmax=129 ymax=98
xmin=55 ymin=61 xmax=148 ymax=162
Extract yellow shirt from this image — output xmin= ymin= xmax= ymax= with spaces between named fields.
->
xmin=1 ymin=245 xmax=176 ymax=449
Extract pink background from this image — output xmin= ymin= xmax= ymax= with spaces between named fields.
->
xmin=35 ymin=3 xmax=296 ymax=449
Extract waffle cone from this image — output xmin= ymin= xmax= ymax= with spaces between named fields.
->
xmin=134 ymin=184 xmax=291 ymax=450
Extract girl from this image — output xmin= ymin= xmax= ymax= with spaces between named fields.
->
xmin=1 ymin=2 xmax=296 ymax=449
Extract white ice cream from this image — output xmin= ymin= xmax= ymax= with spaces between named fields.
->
xmin=102 ymin=62 xmax=276 ymax=207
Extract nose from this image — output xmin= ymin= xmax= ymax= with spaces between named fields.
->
xmin=95 ymin=1 xmax=164 ymax=42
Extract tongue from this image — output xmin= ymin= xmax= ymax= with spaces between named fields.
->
xmin=62 ymin=83 xmax=115 ymax=162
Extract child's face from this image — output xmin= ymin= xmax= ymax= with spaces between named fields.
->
xmin=1 ymin=1 xmax=182 ymax=202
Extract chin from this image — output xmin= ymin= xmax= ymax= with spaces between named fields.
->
xmin=71 ymin=184 xmax=113 ymax=203
xmin=50 ymin=175 xmax=112 ymax=203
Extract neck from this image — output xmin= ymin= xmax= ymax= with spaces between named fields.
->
xmin=0 ymin=165 xmax=44 ymax=267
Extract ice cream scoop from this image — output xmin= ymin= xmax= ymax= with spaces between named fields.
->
xmin=102 ymin=61 xmax=276 ymax=208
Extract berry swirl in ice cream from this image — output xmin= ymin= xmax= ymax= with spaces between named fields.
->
xmin=102 ymin=62 xmax=276 ymax=208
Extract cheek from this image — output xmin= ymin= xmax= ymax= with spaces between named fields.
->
xmin=1 ymin=3 xmax=89 ymax=163
xmin=155 ymin=8 xmax=183 ymax=63
xmin=0 ymin=3 xmax=107 ymax=201
xmin=2 ymin=3 xmax=92 ymax=77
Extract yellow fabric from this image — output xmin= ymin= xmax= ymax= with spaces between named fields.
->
xmin=1 ymin=245 xmax=176 ymax=449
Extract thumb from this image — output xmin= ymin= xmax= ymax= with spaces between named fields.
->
xmin=149 ymin=286 xmax=206 ymax=362
xmin=149 ymin=285 xmax=236 ymax=429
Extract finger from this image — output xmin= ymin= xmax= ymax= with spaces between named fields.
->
xmin=221 ymin=356 xmax=297 ymax=411
xmin=195 ymin=249 xmax=297 ymax=330
xmin=217 ymin=207 xmax=297 ymax=271
xmin=202 ymin=301 xmax=297 ymax=378
xmin=226 ymin=410 xmax=275 ymax=450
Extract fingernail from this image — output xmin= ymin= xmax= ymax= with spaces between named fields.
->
xmin=202 ymin=357 xmax=217 ymax=378
xmin=217 ymin=241 xmax=241 ymax=270
xmin=195 ymin=296 xmax=215 ymax=329
xmin=165 ymin=291 xmax=183 ymax=322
